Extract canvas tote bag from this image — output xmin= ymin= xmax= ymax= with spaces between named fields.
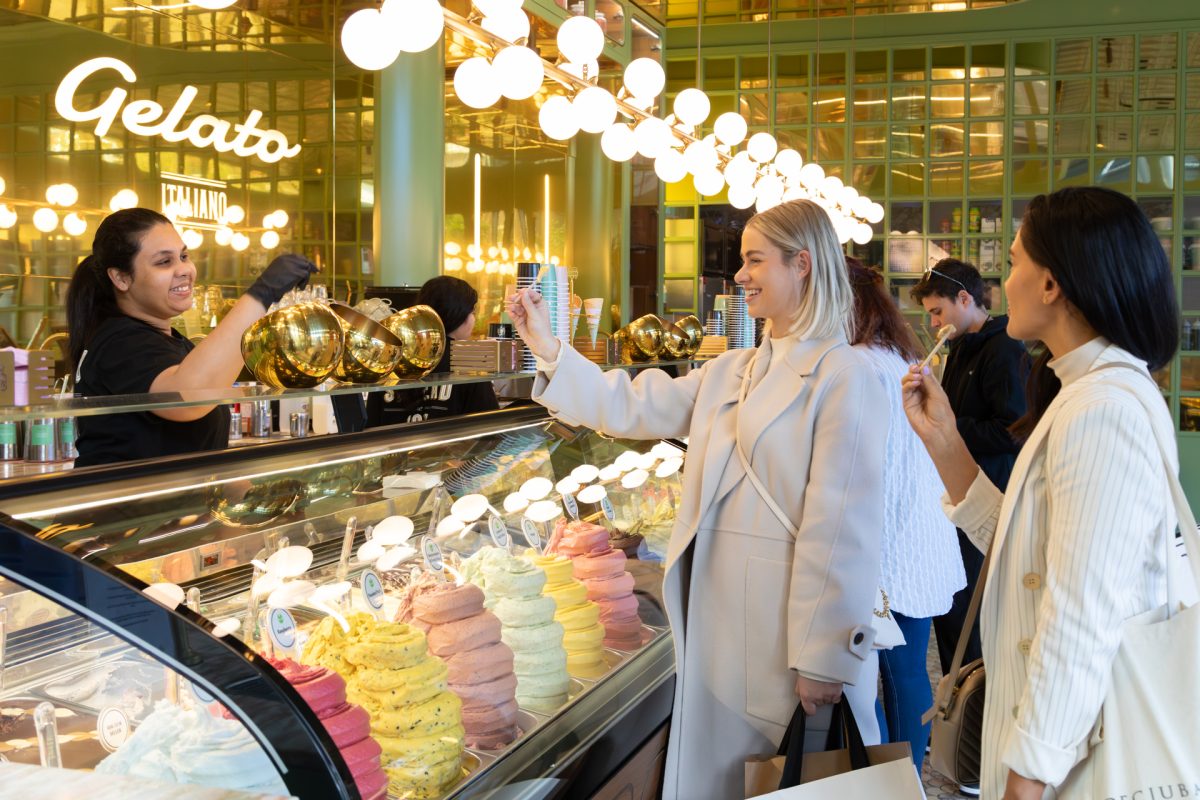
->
xmin=1050 ymin=363 xmax=1200 ymax=798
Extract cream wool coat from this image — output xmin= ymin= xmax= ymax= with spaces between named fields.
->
xmin=533 ymin=334 xmax=887 ymax=800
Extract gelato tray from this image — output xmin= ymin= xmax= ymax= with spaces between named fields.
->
xmin=0 ymin=698 xmax=106 ymax=769
xmin=38 ymin=658 xmax=163 ymax=721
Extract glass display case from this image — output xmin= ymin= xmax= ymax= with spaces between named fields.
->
xmin=0 ymin=406 xmax=684 ymax=798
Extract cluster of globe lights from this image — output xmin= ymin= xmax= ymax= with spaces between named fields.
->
xmin=0 ymin=177 xmax=286 ymax=252
xmin=443 ymin=241 xmax=560 ymax=275
xmin=340 ymin=0 xmax=884 ymax=245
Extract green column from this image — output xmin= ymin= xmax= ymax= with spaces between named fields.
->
xmin=373 ymin=46 xmax=444 ymax=287
xmin=568 ymin=135 xmax=620 ymax=331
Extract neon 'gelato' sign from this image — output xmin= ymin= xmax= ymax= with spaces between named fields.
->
xmin=54 ymin=57 xmax=302 ymax=164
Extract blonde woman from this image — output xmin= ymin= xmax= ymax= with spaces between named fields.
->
xmin=507 ymin=200 xmax=887 ymax=799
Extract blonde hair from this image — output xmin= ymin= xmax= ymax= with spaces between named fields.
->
xmin=745 ymin=199 xmax=854 ymax=341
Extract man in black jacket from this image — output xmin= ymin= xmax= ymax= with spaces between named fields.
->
xmin=912 ymin=258 xmax=1028 ymax=681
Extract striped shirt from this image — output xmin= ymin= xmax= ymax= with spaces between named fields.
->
xmin=946 ymin=338 xmax=1189 ymax=797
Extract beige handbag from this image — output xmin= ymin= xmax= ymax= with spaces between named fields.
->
xmin=922 ymin=546 xmax=991 ymax=786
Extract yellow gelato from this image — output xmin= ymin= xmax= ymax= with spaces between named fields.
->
xmin=527 ymin=550 xmax=607 ymax=679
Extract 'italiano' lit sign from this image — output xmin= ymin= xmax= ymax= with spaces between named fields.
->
xmin=160 ymin=172 xmax=229 ymax=231
xmin=54 ymin=57 xmax=302 ymax=164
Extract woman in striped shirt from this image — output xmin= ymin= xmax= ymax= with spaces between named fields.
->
xmin=900 ymin=186 xmax=1183 ymax=799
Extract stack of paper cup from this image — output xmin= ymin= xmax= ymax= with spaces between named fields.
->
xmin=516 ymin=263 xmax=572 ymax=371
xmin=584 ymin=298 xmax=604 ymax=347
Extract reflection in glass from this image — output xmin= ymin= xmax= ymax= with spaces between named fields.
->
xmin=853 ymin=87 xmax=888 ymax=121
xmin=1099 ymin=36 xmax=1135 ymax=71
xmin=1054 ymin=118 xmax=1090 ymax=153
xmin=1013 ymin=80 xmax=1050 ymax=115
xmin=1134 ymin=155 xmax=1176 ymax=193
xmin=970 ymin=81 xmax=1005 ymax=116
xmin=890 ymin=163 xmax=925 ymax=197
xmin=931 ymin=123 xmax=964 ymax=158
xmin=1140 ymin=75 xmax=1178 ymax=111
xmin=1055 ymin=79 xmax=1092 ymax=114
xmin=1054 ymin=158 xmax=1092 ymax=188
xmin=1096 ymin=157 xmax=1134 ymax=191
xmin=1012 ymin=159 xmax=1050 ymax=194
xmin=1139 ymin=115 xmax=1177 ymax=151
xmin=891 ymin=125 xmax=927 ymax=159
xmin=929 ymin=162 xmax=964 ymax=197
xmin=1096 ymin=116 xmax=1134 ymax=152
xmin=815 ymin=127 xmax=846 ymax=162
xmin=1056 ymin=39 xmax=1093 ymax=73
xmin=853 ymin=126 xmax=887 ymax=159
xmin=776 ymin=92 xmax=810 ymax=124
xmin=814 ymin=90 xmax=847 ymax=123
xmin=1139 ymin=33 xmax=1178 ymax=71
xmin=969 ymin=122 xmax=1005 ymax=156
xmin=930 ymin=83 xmax=967 ymax=118
xmin=891 ymin=88 xmax=926 ymax=120
xmin=968 ymin=160 xmax=1005 ymax=195
xmin=1012 ymin=118 xmax=1049 ymax=154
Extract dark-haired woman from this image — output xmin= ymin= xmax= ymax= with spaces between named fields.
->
xmin=68 ymin=208 xmax=316 ymax=467
xmin=846 ymin=258 xmax=965 ymax=771
xmin=368 ymin=275 xmax=499 ymax=426
xmin=902 ymin=186 xmax=1190 ymax=800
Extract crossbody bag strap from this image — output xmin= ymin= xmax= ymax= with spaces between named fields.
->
xmin=924 ymin=544 xmax=991 ymax=724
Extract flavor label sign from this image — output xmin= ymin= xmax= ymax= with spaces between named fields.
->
xmin=96 ymin=707 xmax=130 ymax=752
xmin=600 ymin=496 xmax=616 ymax=521
xmin=488 ymin=516 xmax=510 ymax=548
xmin=522 ymin=519 xmax=543 ymax=553
xmin=267 ymin=607 xmax=297 ymax=651
xmin=562 ymin=493 xmax=580 ymax=520
xmin=360 ymin=569 xmax=385 ymax=611
xmin=423 ymin=537 xmax=445 ymax=573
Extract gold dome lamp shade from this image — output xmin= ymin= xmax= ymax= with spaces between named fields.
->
xmin=661 ymin=320 xmax=691 ymax=359
xmin=380 ymin=304 xmax=446 ymax=379
xmin=677 ymin=315 xmax=704 ymax=357
xmin=617 ymin=314 xmax=666 ymax=362
xmin=240 ymin=301 xmax=345 ymax=388
xmin=329 ymin=302 xmax=405 ymax=383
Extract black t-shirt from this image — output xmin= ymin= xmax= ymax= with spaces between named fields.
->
xmin=366 ymin=342 xmax=499 ymax=427
xmin=74 ymin=315 xmax=230 ymax=467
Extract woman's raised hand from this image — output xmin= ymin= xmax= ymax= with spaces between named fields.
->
xmin=506 ymin=287 xmax=561 ymax=362
xmin=901 ymin=364 xmax=957 ymax=447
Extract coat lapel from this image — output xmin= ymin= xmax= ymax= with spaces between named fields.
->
xmin=737 ymin=336 xmax=844 ymax=465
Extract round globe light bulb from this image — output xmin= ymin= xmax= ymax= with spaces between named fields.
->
xmin=383 ymin=0 xmax=445 ymax=53
xmin=783 ymin=185 xmax=807 ymax=202
xmin=181 ymin=229 xmax=204 ymax=249
xmin=45 ymin=185 xmax=61 ymax=206
xmin=633 ymin=116 xmax=671 ymax=159
xmin=572 ymin=86 xmax=616 ymax=134
xmin=852 ymin=195 xmax=873 ymax=218
xmin=261 ymin=230 xmax=281 ymax=249
xmin=600 ymin=123 xmax=637 ymax=162
xmin=224 ymin=204 xmax=245 ymax=224
xmin=454 ymin=57 xmax=501 ymax=109
xmin=755 ymin=193 xmax=782 ymax=213
xmin=672 ymin=88 xmax=711 ymax=127
xmin=481 ymin=7 xmax=530 ymax=43
xmin=654 ymin=150 xmax=687 ymax=184
xmin=492 ymin=45 xmax=545 ymax=100
xmin=341 ymin=8 xmax=403 ymax=71
xmin=723 ymin=156 xmax=757 ymax=189
xmin=557 ymin=15 xmax=604 ymax=64
xmin=756 ymin=174 xmax=784 ymax=201
xmin=837 ymin=185 xmax=859 ymax=209
xmin=773 ymin=149 xmax=803 ymax=179
xmin=798 ymin=162 xmax=825 ymax=189
xmin=728 ymin=184 xmax=755 ymax=210
xmin=683 ymin=140 xmax=718 ymax=174
xmin=820 ymin=174 xmax=844 ymax=198
xmin=270 ymin=209 xmax=289 ymax=228
xmin=106 ymin=189 xmax=135 ymax=211
xmin=32 ymin=207 xmax=58 ymax=233
xmin=713 ymin=112 xmax=748 ymax=146
xmin=62 ymin=212 xmax=86 ymax=236
xmin=231 ymin=232 xmax=250 ymax=251
xmin=0 ymin=205 xmax=16 ymax=229
xmin=866 ymin=202 xmax=885 ymax=224
xmin=539 ymin=95 xmax=579 ymax=141
xmin=215 ymin=226 xmax=233 ymax=246
xmin=48 ymin=183 xmax=78 ymax=206
xmin=746 ymin=131 xmax=778 ymax=163
xmin=0 ymin=176 xmax=5 ymax=195
xmin=693 ymin=169 xmax=725 ymax=197
xmin=851 ymin=222 xmax=874 ymax=245
xmin=623 ymin=57 xmax=665 ymax=100
xmin=262 ymin=213 xmax=277 ymax=230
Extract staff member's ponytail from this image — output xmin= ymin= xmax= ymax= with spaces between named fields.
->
xmin=67 ymin=208 xmax=171 ymax=372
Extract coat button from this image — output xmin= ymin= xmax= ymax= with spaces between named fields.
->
xmin=1018 ymin=639 xmax=1032 ymax=655
xmin=853 ymin=632 xmax=865 ymax=645
xmin=1022 ymin=573 xmax=1042 ymax=590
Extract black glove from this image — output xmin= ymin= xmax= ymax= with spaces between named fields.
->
xmin=246 ymin=253 xmax=319 ymax=308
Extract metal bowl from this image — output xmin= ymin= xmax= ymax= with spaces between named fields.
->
xmin=661 ymin=320 xmax=690 ymax=359
xmin=627 ymin=314 xmax=665 ymax=359
xmin=677 ymin=314 xmax=704 ymax=356
xmin=208 ymin=478 xmax=305 ymax=528
xmin=330 ymin=302 xmax=405 ymax=383
xmin=381 ymin=304 xmax=447 ymax=378
xmin=240 ymin=302 xmax=344 ymax=388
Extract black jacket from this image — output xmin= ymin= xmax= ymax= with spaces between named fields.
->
xmin=942 ymin=315 xmax=1028 ymax=491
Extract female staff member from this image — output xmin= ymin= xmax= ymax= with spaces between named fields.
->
xmin=68 ymin=207 xmax=317 ymax=467
xmin=367 ymin=275 xmax=499 ymax=426
xmin=902 ymin=187 xmax=1184 ymax=799
xmin=846 ymin=258 xmax=965 ymax=768
xmin=508 ymin=199 xmax=887 ymax=799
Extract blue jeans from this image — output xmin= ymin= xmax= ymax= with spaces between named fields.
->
xmin=874 ymin=612 xmax=933 ymax=770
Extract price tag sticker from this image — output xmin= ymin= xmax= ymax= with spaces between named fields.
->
xmin=600 ymin=496 xmax=616 ymax=521
xmin=488 ymin=515 xmax=510 ymax=548
xmin=360 ymin=569 xmax=385 ymax=611
xmin=423 ymin=537 xmax=445 ymax=574
xmin=522 ymin=519 xmax=543 ymax=553
xmin=562 ymin=493 xmax=580 ymax=520
xmin=96 ymin=707 xmax=130 ymax=752
xmin=267 ymin=607 xmax=297 ymax=652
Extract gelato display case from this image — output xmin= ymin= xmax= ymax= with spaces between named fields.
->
xmin=0 ymin=405 xmax=683 ymax=799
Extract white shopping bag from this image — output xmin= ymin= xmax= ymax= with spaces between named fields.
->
xmin=749 ymin=756 xmax=924 ymax=799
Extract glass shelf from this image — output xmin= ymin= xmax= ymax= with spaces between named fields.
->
xmin=0 ymin=360 xmax=700 ymax=422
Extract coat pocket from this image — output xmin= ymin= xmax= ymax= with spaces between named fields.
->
xmin=745 ymin=556 xmax=796 ymax=727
